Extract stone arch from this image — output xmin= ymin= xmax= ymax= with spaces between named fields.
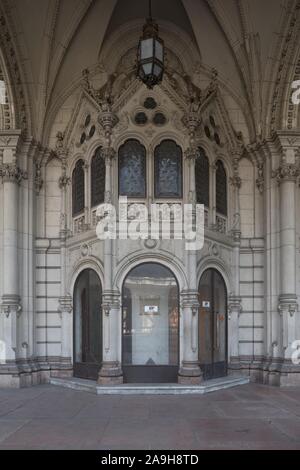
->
xmin=68 ymin=257 xmax=104 ymax=297
xmin=197 ymin=256 xmax=233 ymax=297
xmin=114 ymin=252 xmax=188 ymax=293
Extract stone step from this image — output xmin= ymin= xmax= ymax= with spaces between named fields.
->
xmin=50 ymin=375 xmax=250 ymax=395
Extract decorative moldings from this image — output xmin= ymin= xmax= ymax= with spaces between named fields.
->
xmin=278 ymin=297 xmax=298 ymax=318
xmin=228 ymin=296 xmax=242 ymax=318
xmin=256 ymin=163 xmax=264 ymax=194
xmin=144 ymin=238 xmax=158 ymax=250
xmin=0 ymin=163 xmax=27 ymax=184
xmin=0 ymin=8 xmax=29 ymax=132
xmin=57 ymin=296 xmax=73 ymax=319
xmin=1 ymin=295 xmax=22 ymax=318
xmin=273 ymin=163 xmax=300 ymax=184
xmin=58 ymin=174 xmax=71 ymax=189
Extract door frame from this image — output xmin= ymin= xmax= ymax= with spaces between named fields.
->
xmin=198 ymin=268 xmax=228 ymax=380
xmin=73 ymin=268 xmax=103 ymax=380
xmin=121 ymin=262 xmax=180 ymax=384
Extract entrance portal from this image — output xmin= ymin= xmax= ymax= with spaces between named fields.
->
xmin=122 ymin=263 xmax=179 ymax=383
xmin=198 ymin=269 xmax=228 ymax=380
xmin=73 ymin=269 xmax=102 ymax=380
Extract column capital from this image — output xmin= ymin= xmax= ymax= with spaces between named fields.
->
xmin=228 ymin=296 xmax=242 ymax=317
xmin=57 ymin=296 xmax=73 ymax=318
xmin=180 ymin=290 xmax=199 ymax=310
xmin=278 ymin=295 xmax=298 ymax=317
xmin=1 ymin=295 xmax=22 ymax=318
xmin=184 ymin=146 xmax=198 ymax=162
xmin=0 ymin=163 xmax=27 ymax=185
xmin=273 ymin=163 xmax=300 ymax=184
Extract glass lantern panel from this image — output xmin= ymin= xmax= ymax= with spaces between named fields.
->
xmin=141 ymin=38 xmax=154 ymax=59
xmin=142 ymin=63 xmax=153 ymax=76
xmin=153 ymin=64 xmax=162 ymax=78
xmin=155 ymin=40 xmax=163 ymax=62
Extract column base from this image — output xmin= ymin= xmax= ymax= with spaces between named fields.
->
xmin=178 ymin=362 xmax=203 ymax=385
xmin=98 ymin=362 xmax=123 ymax=385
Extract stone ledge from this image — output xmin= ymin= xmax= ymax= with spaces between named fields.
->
xmin=50 ymin=376 xmax=250 ymax=395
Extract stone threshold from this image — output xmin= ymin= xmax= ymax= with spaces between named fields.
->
xmin=50 ymin=375 xmax=250 ymax=395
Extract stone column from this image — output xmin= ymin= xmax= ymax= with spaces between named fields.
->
xmin=57 ymin=156 xmax=73 ymax=376
xmin=178 ymin=291 xmax=202 ymax=384
xmin=84 ymin=162 xmax=90 ymax=227
xmin=275 ymin=160 xmax=299 ymax=361
xmin=178 ymin=111 xmax=202 ymax=384
xmin=228 ymin=154 xmax=242 ymax=366
xmin=97 ymin=108 xmax=122 ymax=385
xmin=210 ymin=161 xmax=217 ymax=229
xmin=0 ymin=132 xmax=26 ymax=386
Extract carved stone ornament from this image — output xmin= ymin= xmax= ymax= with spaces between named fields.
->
xmin=273 ymin=163 xmax=300 ymax=184
xmin=59 ymin=174 xmax=71 ymax=189
xmin=0 ymin=163 xmax=27 ymax=185
xmin=256 ymin=164 xmax=264 ymax=194
xmin=102 ymin=147 xmax=116 ymax=164
xmin=1 ymin=295 xmax=22 ymax=318
xmin=230 ymin=175 xmax=242 ymax=189
xmin=57 ymin=296 xmax=73 ymax=318
xmin=228 ymin=297 xmax=242 ymax=318
xmin=35 ymin=163 xmax=43 ymax=193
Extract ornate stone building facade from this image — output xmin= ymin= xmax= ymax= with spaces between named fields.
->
xmin=0 ymin=0 xmax=300 ymax=388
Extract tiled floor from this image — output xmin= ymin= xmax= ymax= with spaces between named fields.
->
xmin=0 ymin=383 xmax=299 ymax=449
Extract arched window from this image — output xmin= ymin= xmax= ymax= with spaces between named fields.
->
xmin=119 ymin=139 xmax=146 ymax=198
xmin=72 ymin=159 xmax=85 ymax=217
xmin=216 ymin=160 xmax=227 ymax=216
xmin=154 ymin=140 xmax=182 ymax=198
xmin=195 ymin=147 xmax=210 ymax=206
xmin=91 ymin=147 xmax=105 ymax=207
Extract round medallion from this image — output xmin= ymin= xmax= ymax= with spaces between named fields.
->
xmin=144 ymin=238 xmax=158 ymax=250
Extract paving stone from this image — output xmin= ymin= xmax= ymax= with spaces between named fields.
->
xmin=0 ymin=383 xmax=299 ymax=449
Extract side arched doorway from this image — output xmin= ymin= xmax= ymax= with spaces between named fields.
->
xmin=73 ymin=269 xmax=102 ymax=380
xmin=122 ymin=263 xmax=179 ymax=383
xmin=198 ymin=269 xmax=228 ymax=380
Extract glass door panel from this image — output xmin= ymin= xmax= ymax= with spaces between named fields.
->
xmin=74 ymin=269 xmax=102 ymax=380
xmin=198 ymin=269 xmax=227 ymax=380
xmin=122 ymin=263 xmax=179 ymax=383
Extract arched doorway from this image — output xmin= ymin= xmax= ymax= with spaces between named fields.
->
xmin=198 ymin=269 xmax=228 ymax=380
xmin=73 ymin=269 xmax=102 ymax=380
xmin=122 ymin=263 xmax=179 ymax=383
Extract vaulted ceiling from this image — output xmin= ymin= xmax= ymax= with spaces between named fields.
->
xmin=0 ymin=0 xmax=299 ymax=142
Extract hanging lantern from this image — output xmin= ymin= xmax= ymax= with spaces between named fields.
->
xmin=137 ymin=0 xmax=164 ymax=89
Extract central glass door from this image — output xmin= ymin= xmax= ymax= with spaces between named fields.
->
xmin=122 ymin=263 xmax=179 ymax=383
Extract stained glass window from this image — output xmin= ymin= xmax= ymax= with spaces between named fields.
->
xmin=72 ymin=159 xmax=85 ymax=217
xmin=91 ymin=147 xmax=105 ymax=207
xmin=216 ymin=160 xmax=227 ymax=216
xmin=119 ymin=139 xmax=146 ymax=198
xmin=195 ymin=147 xmax=210 ymax=207
xmin=154 ymin=140 xmax=182 ymax=198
